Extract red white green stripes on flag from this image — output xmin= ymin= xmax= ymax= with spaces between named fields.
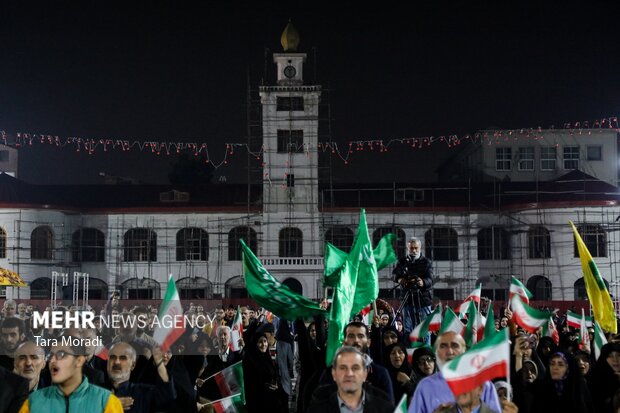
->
xmin=393 ymin=394 xmax=408 ymax=413
xmin=440 ymin=307 xmax=465 ymax=336
xmin=542 ymin=317 xmax=560 ymax=345
xmin=153 ymin=275 xmax=186 ymax=352
xmin=593 ymin=320 xmax=608 ymax=360
xmin=203 ymin=393 xmax=245 ymax=413
xmin=204 ymin=361 xmax=245 ymax=404
xmin=567 ymin=310 xmax=593 ymax=329
xmin=442 ymin=328 xmax=510 ymax=397
xmin=464 ymin=300 xmax=485 ymax=348
xmin=510 ymin=277 xmax=533 ymax=304
xmin=230 ymin=306 xmax=243 ymax=352
xmin=458 ymin=284 xmax=482 ymax=315
xmin=410 ymin=305 xmax=442 ymax=342
xmin=510 ymin=295 xmax=553 ymax=333
xmin=579 ymin=309 xmax=591 ymax=354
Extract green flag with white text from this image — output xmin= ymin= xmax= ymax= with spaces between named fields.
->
xmin=325 ymin=209 xmax=388 ymax=364
xmin=241 ymin=240 xmax=326 ymax=320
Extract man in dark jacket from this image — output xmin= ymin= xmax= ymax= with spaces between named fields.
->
xmin=308 ymin=346 xmax=393 ymax=413
xmin=319 ymin=322 xmax=394 ymax=403
xmin=0 ymin=365 xmax=28 ymax=413
xmin=392 ymin=237 xmax=433 ymax=341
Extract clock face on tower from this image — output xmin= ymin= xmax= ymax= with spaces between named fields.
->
xmin=283 ymin=65 xmax=297 ymax=79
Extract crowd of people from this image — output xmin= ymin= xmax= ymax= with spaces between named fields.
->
xmin=0 ymin=288 xmax=619 ymax=413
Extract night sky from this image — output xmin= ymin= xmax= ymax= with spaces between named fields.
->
xmin=1 ymin=2 xmax=618 ymax=185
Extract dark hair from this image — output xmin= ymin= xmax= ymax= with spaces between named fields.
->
xmin=57 ymin=334 xmax=87 ymax=356
xmin=343 ymin=321 xmax=369 ymax=337
xmin=1 ymin=317 xmax=25 ymax=335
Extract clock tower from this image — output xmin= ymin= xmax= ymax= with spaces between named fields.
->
xmin=258 ymin=22 xmax=322 ymax=298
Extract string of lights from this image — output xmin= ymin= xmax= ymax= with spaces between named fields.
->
xmin=1 ymin=116 xmax=617 ymax=169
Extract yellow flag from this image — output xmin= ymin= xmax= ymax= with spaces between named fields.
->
xmin=569 ymin=221 xmax=617 ymax=333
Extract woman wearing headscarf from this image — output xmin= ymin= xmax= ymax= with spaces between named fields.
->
xmin=384 ymin=342 xmax=415 ymax=403
xmin=409 ymin=345 xmax=437 ymax=394
xmin=529 ymin=351 xmax=593 ymax=413
xmin=512 ymin=359 xmax=538 ymax=413
xmin=589 ymin=342 xmax=620 ymax=413
xmin=242 ymin=331 xmax=286 ymax=413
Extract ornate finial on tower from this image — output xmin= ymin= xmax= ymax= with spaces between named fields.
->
xmin=280 ymin=20 xmax=300 ymax=52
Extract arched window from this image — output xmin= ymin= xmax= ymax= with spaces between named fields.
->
xmin=177 ymin=277 xmax=213 ymax=299
xmin=279 ymin=227 xmax=303 ymax=257
xmin=526 ymin=275 xmax=552 ymax=301
xmin=30 ymin=277 xmax=52 ymax=299
xmin=477 ymin=226 xmax=510 ymax=260
xmin=528 ymin=226 xmax=551 ymax=259
xmin=176 ymin=228 xmax=209 ymax=261
xmin=425 ymin=227 xmax=459 ymax=261
xmin=574 ymin=224 xmax=606 ymax=258
xmin=325 ymin=227 xmax=354 ymax=253
xmin=0 ymin=227 xmax=6 ymax=259
xmin=574 ymin=277 xmax=610 ymax=300
xmin=124 ymin=228 xmax=157 ymax=262
xmin=373 ymin=227 xmax=406 ymax=260
xmin=282 ymin=277 xmax=303 ymax=295
xmin=225 ymin=275 xmax=247 ymax=298
xmin=31 ymin=226 xmax=54 ymax=260
xmin=121 ymin=277 xmax=161 ymax=299
xmin=228 ymin=226 xmax=257 ymax=261
xmin=72 ymin=228 xmax=105 ymax=262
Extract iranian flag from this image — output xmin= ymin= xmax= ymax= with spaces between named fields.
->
xmin=230 ymin=306 xmax=244 ymax=352
xmin=406 ymin=348 xmax=415 ymax=365
xmin=410 ymin=305 xmax=442 ymax=342
xmin=202 ymin=394 xmax=245 ymax=413
xmin=510 ymin=277 xmax=533 ymax=304
xmin=458 ymin=285 xmax=482 ymax=315
xmin=153 ymin=275 xmax=186 ymax=352
xmin=542 ymin=317 xmax=560 ymax=346
xmin=360 ymin=304 xmax=374 ymax=326
xmin=202 ymin=361 xmax=245 ymax=404
xmin=593 ymin=321 xmax=608 ymax=360
xmin=579 ymin=309 xmax=591 ymax=354
xmin=94 ymin=345 xmax=109 ymax=361
xmin=440 ymin=307 xmax=465 ymax=336
xmin=393 ymin=394 xmax=408 ymax=413
xmin=567 ymin=310 xmax=593 ymax=329
xmin=464 ymin=300 xmax=485 ymax=347
xmin=510 ymin=295 xmax=553 ymax=333
xmin=483 ymin=301 xmax=496 ymax=340
xmin=442 ymin=329 xmax=510 ymax=396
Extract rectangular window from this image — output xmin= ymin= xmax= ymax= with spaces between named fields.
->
xmin=563 ymin=146 xmax=579 ymax=169
xmin=495 ymin=148 xmax=512 ymax=171
xmin=277 ymin=130 xmax=304 ymax=153
xmin=277 ymin=97 xmax=304 ymax=111
xmin=517 ymin=147 xmax=535 ymax=171
xmin=540 ymin=147 xmax=556 ymax=170
xmin=0 ymin=151 xmax=8 ymax=162
xmin=587 ymin=145 xmax=602 ymax=161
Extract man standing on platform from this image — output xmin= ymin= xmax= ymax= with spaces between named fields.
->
xmin=392 ymin=237 xmax=434 ymax=341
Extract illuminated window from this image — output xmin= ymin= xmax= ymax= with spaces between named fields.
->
xmin=495 ymin=148 xmax=512 ymax=171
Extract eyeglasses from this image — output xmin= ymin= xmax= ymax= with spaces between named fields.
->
xmin=417 ymin=356 xmax=435 ymax=365
xmin=46 ymin=350 xmax=76 ymax=361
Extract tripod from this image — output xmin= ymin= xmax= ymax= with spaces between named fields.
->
xmin=392 ymin=285 xmax=422 ymax=330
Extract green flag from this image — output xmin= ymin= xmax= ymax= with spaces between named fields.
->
xmin=484 ymin=301 xmax=496 ymax=340
xmin=325 ymin=209 xmax=383 ymax=365
xmin=241 ymin=240 xmax=326 ymax=320
xmin=324 ymin=242 xmax=348 ymax=287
